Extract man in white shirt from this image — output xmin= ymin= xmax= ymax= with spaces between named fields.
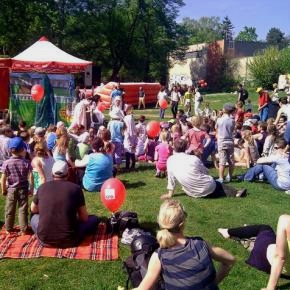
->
xmin=170 ymin=85 xmax=181 ymax=119
xmin=161 ymin=139 xmax=247 ymax=199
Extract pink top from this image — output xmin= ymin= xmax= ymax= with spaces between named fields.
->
xmin=155 ymin=143 xmax=172 ymax=165
xmin=184 ymin=127 xmax=209 ymax=153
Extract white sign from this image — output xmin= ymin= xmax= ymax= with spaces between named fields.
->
xmin=105 ymin=188 xmax=116 ymax=200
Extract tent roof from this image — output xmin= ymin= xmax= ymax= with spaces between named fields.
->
xmin=12 ymin=37 xmax=92 ymax=73
xmin=0 ymin=58 xmax=12 ymax=68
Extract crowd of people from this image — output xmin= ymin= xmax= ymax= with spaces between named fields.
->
xmin=1 ymin=81 xmax=290 ymax=289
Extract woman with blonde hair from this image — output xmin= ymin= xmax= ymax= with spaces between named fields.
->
xmin=134 ymin=199 xmax=235 ymax=290
xmin=242 ymin=129 xmax=260 ymax=168
xmin=31 ymin=141 xmax=55 ymax=194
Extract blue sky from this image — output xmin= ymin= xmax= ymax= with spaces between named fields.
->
xmin=178 ymin=0 xmax=290 ymax=40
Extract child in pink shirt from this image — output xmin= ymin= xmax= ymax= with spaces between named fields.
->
xmin=183 ymin=116 xmax=211 ymax=158
xmin=154 ymin=131 xmax=172 ymax=177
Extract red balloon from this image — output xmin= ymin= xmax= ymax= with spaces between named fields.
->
xmin=159 ymin=99 xmax=168 ymax=109
xmin=204 ymin=82 xmax=208 ymax=86
xmin=146 ymin=121 xmax=160 ymax=138
xmin=31 ymin=84 xmax=44 ymax=102
xmin=199 ymin=79 xmax=205 ymax=84
xmin=200 ymin=83 xmax=205 ymax=87
xmin=97 ymin=102 xmax=106 ymax=112
xmin=100 ymin=178 xmax=126 ymax=213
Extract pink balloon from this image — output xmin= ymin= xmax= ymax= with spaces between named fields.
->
xmin=31 ymin=84 xmax=44 ymax=102
xmin=146 ymin=121 xmax=160 ymax=138
xmin=204 ymin=82 xmax=208 ymax=86
xmin=100 ymin=178 xmax=126 ymax=213
xmin=159 ymin=99 xmax=168 ymax=109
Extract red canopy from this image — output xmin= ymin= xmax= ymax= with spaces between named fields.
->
xmin=0 ymin=58 xmax=12 ymax=68
xmin=12 ymin=37 xmax=92 ymax=73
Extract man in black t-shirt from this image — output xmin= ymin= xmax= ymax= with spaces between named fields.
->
xmin=30 ymin=160 xmax=99 ymax=248
xmin=237 ymin=83 xmax=248 ymax=104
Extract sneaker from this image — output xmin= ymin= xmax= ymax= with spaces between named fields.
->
xmin=236 ymin=188 xmax=247 ymax=198
xmin=225 ymin=174 xmax=231 ymax=182
xmin=215 ymin=178 xmax=224 ymax=183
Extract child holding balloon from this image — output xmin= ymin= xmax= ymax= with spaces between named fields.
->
xmin=157 ymin=86 xmax=168 ymax=119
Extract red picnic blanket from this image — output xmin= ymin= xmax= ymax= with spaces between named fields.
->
xmin=0 ymin=223 xmax=118 ymax=260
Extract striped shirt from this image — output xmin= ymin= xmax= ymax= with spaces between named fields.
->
xmin=158 ymin=237 xmax=218 ymax=290
xmin=1 ymin=156 xmax=32 ymax=189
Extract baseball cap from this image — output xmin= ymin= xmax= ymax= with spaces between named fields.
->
xmin=256 ymin=87 xmax=263 ymax=93
xmin=8 ymin=137 xmax=26 ymax=150
xmin=52 ymin=160 xmax=68 ymax=177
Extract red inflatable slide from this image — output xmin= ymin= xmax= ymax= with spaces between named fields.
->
xmin=94 ymin=82 xmax=161 ymax=108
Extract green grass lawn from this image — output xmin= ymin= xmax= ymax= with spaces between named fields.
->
xmin=1 ymin=92 xmax=290 ymax=290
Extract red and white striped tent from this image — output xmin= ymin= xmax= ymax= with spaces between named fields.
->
xmin=11 ymin=36 xmax=92 ymax=73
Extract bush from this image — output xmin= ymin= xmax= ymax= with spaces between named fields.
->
xmin=248 ymin=47 xmax=290 ymax=89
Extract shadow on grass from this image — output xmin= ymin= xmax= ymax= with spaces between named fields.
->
xmin=139 ymin=221 xmax=159 ymax=234
xmin=122 ymin=180 xmax=146 ymax=189
xmin=278 ymin=282 xmax=290 ymax=289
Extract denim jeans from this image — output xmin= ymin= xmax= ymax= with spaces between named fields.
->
xmin=159 ymin=108 xmax=165 ymax=119
xmin=259 ymin=106 xmax=269 ymax=122
xmin=171 ymin=101 xmax=178 ymax=119
xmin=31 ymin=214 xmax=99 ymax=246
xmin=284 ymin=121 xmax=290 ymax=163
xmin=244 ymin=164 xmax=281 ymax=190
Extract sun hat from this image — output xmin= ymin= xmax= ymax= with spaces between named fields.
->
xmin=256 ymin=87 xmax=263 ymax=93
xmin=52 ymin=160 xmax=68 ymax=177
xmin=8 ymin=137 xmax=26 ymax=150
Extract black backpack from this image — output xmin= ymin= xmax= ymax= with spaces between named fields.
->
xmin=106 ymin=211 xmax=139 ymax=236
xmin=242 ymin=89 xmax=249 ymax=100
xmin=123 ymin=235 xmax=165 ymax=290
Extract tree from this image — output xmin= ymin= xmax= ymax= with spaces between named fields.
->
xmin=266 ymin=27 xmax=288 ymax=49
xmin=248 ymin=46 xmax=288 ymax=88
xmin=181 ymin=16 xmax=222 ymax=44
xmin=220 ymin=16 xmax=234 ymax=40
xmin=235 ymin=26 xmax=258 ymax=42
xmin=205 ymin=42 xmax=226 ymax=91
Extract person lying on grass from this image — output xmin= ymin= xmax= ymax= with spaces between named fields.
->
xmin=133 ymin=199 xmax=235 ymax=290
xmin=161 ymin=139 xmax=247 ymax=199
xmin=218 ymin=214 xmax=290 ymax=290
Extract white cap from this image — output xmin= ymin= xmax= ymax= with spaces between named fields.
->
xmin=52 ymin=160 xmax=68 ymax=177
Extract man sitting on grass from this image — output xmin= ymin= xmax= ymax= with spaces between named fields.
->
xmin=161 ymin=139 xmax=247 ymax=200
xmin=30 ymin=160 xmax=99 ymax=248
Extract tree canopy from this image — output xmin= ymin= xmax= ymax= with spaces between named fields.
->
xmin=266 ymin=27 xmax=289 ymax=49
xmin=235 ymin=26 xmax=258 ymax=42
xmin=0 ymin=0 xmax=187 ymax=82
